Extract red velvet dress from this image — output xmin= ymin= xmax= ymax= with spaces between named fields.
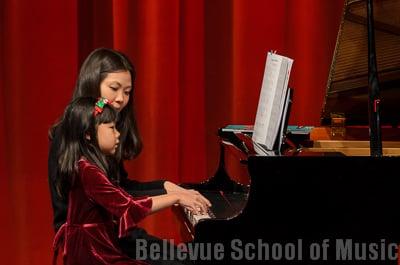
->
xmin=53 ymin=159 xmax=152 ymax=265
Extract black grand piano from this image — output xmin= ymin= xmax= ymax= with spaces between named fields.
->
xmin=174 ymin=0 xmax=400 ymax=264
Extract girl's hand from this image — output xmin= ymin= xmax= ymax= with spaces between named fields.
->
xmin=174 ymin=190 xmax=211 ymax=215
xmin=149 ymin=187 xmax=211 ymax=215
xmin=164 ymin=181 xmax=211 ymax=211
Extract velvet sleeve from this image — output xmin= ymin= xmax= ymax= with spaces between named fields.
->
xmin=79 ymin=161 xmax=153 ymax=238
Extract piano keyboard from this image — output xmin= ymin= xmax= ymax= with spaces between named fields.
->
xmin=181 ymin=190 xmax=248 ymax=227
xmin=183 ymin=207 xmax=216 ymax=226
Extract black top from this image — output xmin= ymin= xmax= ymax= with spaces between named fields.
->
xmin=48 ymin=126 xmax=166 ymax=232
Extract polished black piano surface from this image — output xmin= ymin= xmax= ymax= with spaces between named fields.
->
xmin=174 ymin=130 xmax=400 ymax=264
xmin=173 ymin=0 xmax=400 ymax=264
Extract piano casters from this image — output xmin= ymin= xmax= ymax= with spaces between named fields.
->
xmin=367 ymin=0 xmax=383 ymax=157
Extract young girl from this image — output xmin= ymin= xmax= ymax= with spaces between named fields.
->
xmin=53 ymin=97 xmax=207 ymax=264
xmin=48 ymin=48 xmax=209 ymax=262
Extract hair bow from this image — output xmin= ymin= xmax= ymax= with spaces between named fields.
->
xmin=93 ymin=98 xmax=111 ymax=116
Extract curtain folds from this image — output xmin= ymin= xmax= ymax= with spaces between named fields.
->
xmin=0 ymin=0 xmax=344 ymax=264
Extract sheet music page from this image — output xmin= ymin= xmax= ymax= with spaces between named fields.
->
xmin=272 ymin=57 xmax=293 ymax=150
xmin=252 ymin=52 xmax=293 ymax=150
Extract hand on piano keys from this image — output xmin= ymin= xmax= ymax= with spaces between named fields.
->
xmin=167 ymin=187 xmax=212 ymax=216
xmin=183 ymin=207 xmax=216 ymax=227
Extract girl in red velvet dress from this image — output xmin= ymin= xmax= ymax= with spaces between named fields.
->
xmin=53 ymin=97 xmax=210 ymax=265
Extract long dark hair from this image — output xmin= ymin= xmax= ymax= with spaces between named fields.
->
xmin=57 ymin=97 xmax=118 ymax=195
xmin=50 ymin=47 xmax=142 ymax=161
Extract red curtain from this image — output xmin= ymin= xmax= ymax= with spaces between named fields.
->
xmin=0 ymin=0 xmax=343 ymax=264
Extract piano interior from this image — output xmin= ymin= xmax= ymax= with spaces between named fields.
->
xmin=310 ymin=0 xmax=400 ymax=156
xmin=173 ymin=0 xmax=400 ymax=263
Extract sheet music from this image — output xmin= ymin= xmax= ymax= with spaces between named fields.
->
xmin=252 ymin=52 xmax=293 ymax=150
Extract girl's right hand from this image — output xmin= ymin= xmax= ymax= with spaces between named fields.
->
xmin=174 ymin=190 xmax=211 ymax=215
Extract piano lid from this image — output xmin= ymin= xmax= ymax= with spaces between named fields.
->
xmin=322 ymin=0 xmax=400 ymax=126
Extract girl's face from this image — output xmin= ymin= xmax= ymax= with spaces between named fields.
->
xmin=100 ymin=71 xmax=132 ymax=112
xmin=97 ymin=122 xmax=120 ymax=155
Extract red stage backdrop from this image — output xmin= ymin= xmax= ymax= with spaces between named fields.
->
xmin=0 ymin=0 xmax=344 ymax=264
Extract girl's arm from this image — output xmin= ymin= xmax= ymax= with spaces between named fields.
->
xmin=150 ymin=191 xmax=211 ymax=215
xmin=80 ymin=161 xmax=210 ymax=227
xmin=149 ymin=194 xmax=179 ymax=213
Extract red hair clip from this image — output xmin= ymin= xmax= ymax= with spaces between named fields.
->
xmin=93 ymin=98 xmax=111 ymax=116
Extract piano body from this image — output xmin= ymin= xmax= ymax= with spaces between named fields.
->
xmin=174 ymin=0 xmax=400 ymax=264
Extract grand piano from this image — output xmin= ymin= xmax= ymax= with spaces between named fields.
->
xmin=174 ymin=0 xmax=400 ymax=264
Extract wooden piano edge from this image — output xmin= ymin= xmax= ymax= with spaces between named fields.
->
xmin=301 ymin=127 xmax=400 ymax=156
